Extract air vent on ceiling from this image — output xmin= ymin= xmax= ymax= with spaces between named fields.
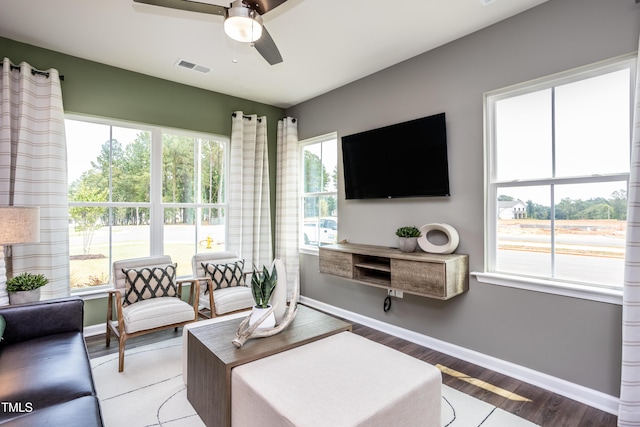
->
xmin=175 ymin=58 xmax=211 ymax=74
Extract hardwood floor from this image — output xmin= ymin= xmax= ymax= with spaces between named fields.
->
xmin=86 ymin=314 xmax=618 ymax=427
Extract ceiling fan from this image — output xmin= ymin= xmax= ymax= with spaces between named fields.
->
xmin=133 ymin=0 xmax=287 ymax=65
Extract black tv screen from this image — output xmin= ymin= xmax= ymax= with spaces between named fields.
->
xmin=342 ymin=113 xmax=450 ymax=199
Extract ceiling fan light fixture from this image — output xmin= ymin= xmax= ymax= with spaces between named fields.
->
xmin=224 ymin=5 xmax=263 ymax=43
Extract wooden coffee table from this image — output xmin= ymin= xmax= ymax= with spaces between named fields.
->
xmin=186 ymin=305 xmax=352 ymax=427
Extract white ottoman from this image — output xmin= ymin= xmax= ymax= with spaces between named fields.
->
xmin=231 ymin=332 xmax=442 ymax=427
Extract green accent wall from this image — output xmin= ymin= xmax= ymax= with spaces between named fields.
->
xmin=0 ymin=36 xmax=284 ymax=327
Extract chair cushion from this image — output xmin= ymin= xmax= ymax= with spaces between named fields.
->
xmin=200 ymin=286 xmax=254 ymax=315
xmin=122 ymin=263 xmax=178 ymax=306
xmin=122 ymin=297 xmax=194 ymax=334
xmin=201 ymin=260 xmax=245 ymax=290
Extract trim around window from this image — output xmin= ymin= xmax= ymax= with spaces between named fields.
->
xmin=472 ymin=271 xmax=623 ymax=305
xmin=481 ymin=54 xmax=635 ymax=302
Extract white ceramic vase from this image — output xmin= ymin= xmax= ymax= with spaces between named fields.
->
xmin=249 ymin=305 xmax=276 ymax=330
xmin=270 ymin=259 xmax=288 ymax=325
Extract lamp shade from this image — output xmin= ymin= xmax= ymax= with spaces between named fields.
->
xmin=0 ymin=207 xmax=40 ymax=245
xmin=224 ymin=5 xmax=263 ymax=43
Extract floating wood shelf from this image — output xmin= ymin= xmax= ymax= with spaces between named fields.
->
xmin=319 ymin=243 xmax=469 ymax=300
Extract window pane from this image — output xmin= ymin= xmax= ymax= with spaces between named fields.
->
xmin=496 ymin=186 xmax=551 ymax=277
xmin=198 ymin=207 xmax=226 ymax=251
xmin=112 ymin=208 xmax=150 ymax=270
xmin=302 ymin=196 xmax=337 ymax=246
xmin=69 ymin=206 xmax=110 ymax=289
xmin=164 ymin=207 xmax=226 ymax=277
xmin=69 ymin=207 xmax=151 ymax=290
xmin=495 ymin=90 xmax=552 ymax=181
xmin=66 ymin=120 xmax=110 ymax=201
xmin=66 ymin=121 xmax=150 ymax=205
xmin=553 ymin=182 xmax=626 ymax=287
xmin=555 ymin=69 xmax=630 ymax=177
xmin=67 ymin=120 xmax=150 ymax=290
xmin=322 ymin=139 xmax=338 ymax=192
xmin=303 ymin=144 xmax=323 ymax=193
xmin=199 ymin=138 xmax=226 ymax=203
xmin=112 ymin=127 xmax=151 ymax=203
xmin=163 ymin=134 xmax=196 ymax=203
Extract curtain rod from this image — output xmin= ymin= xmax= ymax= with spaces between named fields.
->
xmin=230 ymin=113 xmax=297 ymax=124
xmin=8 ymin=64 xmax=64 ymax=81
xmin=231 ymin=112 xmax=262 ymax=123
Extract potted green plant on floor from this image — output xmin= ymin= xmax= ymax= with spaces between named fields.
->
xmin=396 ymin=226 xmax=422 ymax=253
xmin=249 ymin=264 xmax=278 ymax=329
xmin=7 ymin=272 xmax=48 ymax=305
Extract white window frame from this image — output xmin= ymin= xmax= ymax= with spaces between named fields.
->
xmin=475 ymin=54 xmax=636 ymax=305
xmin=299 ymin=132 xmax=338 ymax=254
xmin=66 ymin=114 xmax=229 ymax=293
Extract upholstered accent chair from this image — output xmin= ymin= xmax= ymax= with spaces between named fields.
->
xmin=106 ymin=255 xmax=199 ymax=372
xmin=191 ymin=251 xmax=254 ymax=319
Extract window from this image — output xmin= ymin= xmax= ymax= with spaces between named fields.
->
xmin=66 ymin=116 xmax=228 ymax=291
xmin=300 ymin=133 xmax=338 ymax=249
xmin=482 ymin=56 xmax=634 ymax=298
xmin=161 ymin=131 xmax=227 ymax=277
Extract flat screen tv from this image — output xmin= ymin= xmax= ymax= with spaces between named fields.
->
xmin=342 ymin=112 xmax=450 ymax=200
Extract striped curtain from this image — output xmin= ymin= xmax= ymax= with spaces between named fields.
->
xmin=275 ymin=117 xmax=300 ymax=298
xmin=0 ymin=58 xmax=70 ymax=302
xmin=620 ymin=42 xmax=640 ymax=425
xmin=227 ymin=111 xmax=273 ymax=270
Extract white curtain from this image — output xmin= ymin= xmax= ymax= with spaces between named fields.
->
xmin=228 ymin=111 xmax=273 ymax=270
xmin=620 ymin=39 xmax=640 ymax=426
xmin=275 ymin=117 xmax=300 ymax=298
xmin=0 ymin=58 xmax=70 ymax=301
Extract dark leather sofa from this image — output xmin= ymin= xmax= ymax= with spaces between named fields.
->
xmin=0 ymin=297 xmax=103 ymax=426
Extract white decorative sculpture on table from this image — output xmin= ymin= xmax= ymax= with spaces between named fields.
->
xmin=417 ymin=223 xmax=460 ymax=254
xmin=233 ymin=258 xmax=298 ymax=348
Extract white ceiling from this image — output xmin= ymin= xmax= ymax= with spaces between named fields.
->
xmin=0 ymin=0 xmax=547 ymax=109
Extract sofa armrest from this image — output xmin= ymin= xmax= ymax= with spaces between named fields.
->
xmin=0 ymin=297 xmax=84 ymax=344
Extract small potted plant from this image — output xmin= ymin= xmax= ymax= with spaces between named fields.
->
xmin=249 ymin=264 xmax=278 ymax=329
xmin=395 ymin=226 xmax=422 ymax=253
xmin=7 ymin=272 xmax=48 ymax=305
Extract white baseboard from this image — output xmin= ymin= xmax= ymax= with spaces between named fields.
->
xmin=84 ymin=323 xmax=106 ymax=338
xmin=299 ymin=296 xmax=620 ymax=415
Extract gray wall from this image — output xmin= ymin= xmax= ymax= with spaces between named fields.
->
xmin=287 ymin=0 xmax=639 ymax=397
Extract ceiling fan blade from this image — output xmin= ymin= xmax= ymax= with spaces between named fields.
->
xmin=133 ymin=0 xmax=226 ymax=16
xmin=250 ymin=0 xmax=288 ymax=14
xmin=253 ymin=26 xmax=283 ymax=65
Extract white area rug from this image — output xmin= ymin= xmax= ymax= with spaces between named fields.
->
xmin=91 ymin=337 xmax=539 ymax=427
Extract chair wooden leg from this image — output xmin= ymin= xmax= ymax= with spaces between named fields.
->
xmin=106 ymin=323 xmax=111 ymax=347
xmin=118 ymin=336 xmax=126 ymax=373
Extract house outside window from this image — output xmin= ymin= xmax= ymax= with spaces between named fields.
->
xmin=66 ymin=116 xmax=228 ymax=290
xmin=300 ymin=133 xmax=338 ymax=250
xmin=481 ymin=55 xmax=634 ymax=300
